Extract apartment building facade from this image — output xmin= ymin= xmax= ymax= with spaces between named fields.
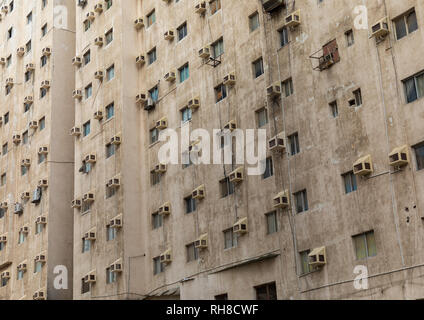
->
xmin=71 ymin=0 xmax=424 ymax=300
xmin=0 ymin=0 xmax=75 ymax=300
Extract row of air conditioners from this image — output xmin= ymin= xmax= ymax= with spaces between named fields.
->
xmin=15 ymin=47 xmax=51 ymax=58
xmin=353 ymin=148 xmax=410 ymax=177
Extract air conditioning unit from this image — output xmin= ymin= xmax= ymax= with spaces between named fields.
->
xmin=38 ymin=179 xmax=48 ymax=188
xmin=24 ymin=96 xmax=34 ymax=104
xmin=13 ymin=134 xmax=22 ymax=144
xmin=156 ymin=117 xmax=168 ymax=130
xmin=1 ymin=6 xmax=8 ymax=14
xmin=36 ymin=216 xmax=47 ymax=225
xmin=164 ymin=30 xmax=175 ymax=41
xmin=21 ymin=159 xmax=31 ymax=167
xmin=41 ymin=80 xmax=51 ymax=89
xmin=83 ymin=192 xmax=95 ymax=203
xmin=389 ymin=145 xmax=409 ymax=168
xmin=285 ymin=10 xmax=301 ymax=28
xmin=198 ymin=46 xmax=211 ymax=59
xmin=195 ymin=233 xmax=208 ymax=249
xmin=188 ymin=97 xmax=200 ymax=110
xmin=145 ymin=98 xmax=155 ymax=111
xmin=21 ymin=192 xmax=30 ymax=200
xmin=319 ymin=53 xmax=335 ymax=70
xmin=136 ymin=93 xmax=147 ymax=105
xmin=72 ymin=89 xmax=82 ymax=99
xmin=85 ymin=154 xmax=97 ymax=164
xmin=106 ymin=177 xmax=121 ymax=188
xmin=268 ymin=132 xmax=286 ymax=151
xmin=192 ymin=185 xmax=205 ymax=199
xmin=29 ymin=121 xmax=38 ymax=129
xmin=0 ymin=235 xmax=7 ymax=243
xmin=86 ymin=11 xmax=95 ymax=21
xmin=110 ymin=259 xmax=123 ymax=272
xmin=155 ymin=163 xmax=167 ymax=173
xmin=35 ymin=254 xmax=46 ymax=263
xmin=84 ymin=229 xmax=96 ymax=241
xmin=111 ymin=134 xmax=122 ymax=145
xmin=353 ymin=155 xmax=373 ymax=176
xmin=14 ymin=203 xmax=23 ymax=214
xmin=223 ymin=73 xmax=236 ymax=86
xmin=0 ymin=202 xmax=7 ymax=209
xmin=224 ymin=120 xmax=237 ymax=131
xmin=136 ymin=54 xmax=145 ymax=66
xmin=371 ymin=17 xmax=389 ymax=38
xmin=72 ymin=56 xmax=82 ymax=66
xmin=17 ymin=262 xmax=27 ymax=271
xmin=164 ymin=70 xmax=176 ymax=82
xmin=42 ymin=47 xmax=52 ymax=56
xmin=158 ymin=202 xmax=171 ymax=215
xmin=94 ymin=110 xmax=103 ymax=120
xmin=71 ymin=198 xmax=82 ymax=209
xmin=233 ymin=217 xmax=248 ymax=234
xmin=273 ymin=190 xmax=290 ymax=208
xmin=267 ymin=83 xmax=282 ymax=97
xmin=26 ymin=63 xmax=35 ymax=72
xmin=33 ymin=289 xmax=46 ymax=300
xmin=308 ymin=246 xmax=326 ymax=267
xmin=5 ymin=78 xmax=14 ymax=87
xmin=160 ymin=249 xmax=172 ymax=264
xmin=134 ymin=18 xmax=144 ymax=29
xmin=17 ymin=47 xmax=25 ymax=57
xmin=94 ymin=37 xmax=104 ymax=46
xmin=1 ymin=271 xmax=10 ymax=279
xmin=38 ymin=146 xmax=49 ymax=155
xmin=110 ymin=214 xmax=123 ymax=228
xmin=70 ymin=126 xmax=81 ymax=136
xmin=229 ymin=166 xmax=244 ymax=183
xmin=94 ymin=70 xmax=104 ymax=80
xmin=84 ymin=271 xmax=97 ymax=283
xmin=0 ymin=57 xmax=5 ymax=65
xmin=78 ymin=0 xmax=87 ymax=8
xmin=262 ymin=0 xmax=284 ymax=12
xmin=94 ymin=3 xmax=103 ymax=13
xmin=195 ymin=1 xmax=207 ymax=14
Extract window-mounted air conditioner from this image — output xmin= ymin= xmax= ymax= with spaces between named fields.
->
xmin=111 ymin=134 xmax=122 ymax=145
xmin=12 ymin=134 xmax=22 ymax=144
xmin=5 ymin=78 xmax=14 ymax=87
xmin=164 ymin=30 xmax=175 ymax=41
xmin=160 ymin=249 xmax=172 ymax=264
xmin=84 ymin=229 xmax=96 ymax=241
xmin=24 ymin=96 xmax=34 ymax=104
xmin=192 ymin=185 xmax=205 ymax=199
xmin=21 ymin=192 xmax=30 ymax=200
xmin=17 ymin=262 xmax=27 ymax=271
xmin=38 ymin=146 xmax=49 ymax=155
xmin=94 ymin=37 xmax=104 ymax=46
xmin=198 ymin=45 xmax=211 ymax=59
xmin=26 ymin=63 xmax=35 ymax=72
xmin=134 ymin=18 xmax=144 ymax=30
xmin=41 ymin=80 xmax=50 ymax=89
xmin=110 ymin=214 xmax=123 ymax=228
xmin=35 ymin=254 xmax=46 ymax=263
xmin=155 ymin=163 xmax=167 ymax=174
xmin=72 ymin=89 xmax=82 ymax=99
xmin=188 ymin=97 xmax=200 ymax=110
xmin=29 ymin=121 xmax=38 ymax=129
xmin=1 ymin=271 xmax=10 ymax=279
xmin=33 ymin=289 xmax=46 ymax=300
xmin=94 ymin=70 xmax=104 ymax=80
xmin=158 ymin=202 xmax=171 ymax=215
xmin=0 ymin=6 xmax=8 ymax=14
xmin=85 ymin=154 xmax=97 ymax=164
xmin=106 ymin=177 xmax=121 ymax=188
xmin=308 ymin=246 xmax=327 ymax=267
xmin=72 ymin=56 xmax=82 ymax=66
xmin=389 ymin=145 xmax=409 ymax=168
xmin=195 ymin=1 xmax=207 ymax=14
xmin=16 ymin=47 xmax=25 ymax=57
xmin=94 ymin=3 xmax=103 ymax=13
xmin=285 ymin=10 xmax=301 ymax=28
xmin=233 ymin=217 xmax=248 ymax=234
xmin=195 ymin=233 xmax=208 ymax=249
xmin=229 ymin=166 xmax=244 ymax=183
xmin=136 ymin=93 xmax=147 ymax=105
xmin=156 ymin=117 xmax=168 ymax=130
xmin=36 ymin=216 xmax=47 ymax=225
xmin=70 ymin=126 xmax=81 ymax=136
xmin=110 ymin=259 xmax=123 ymax=273
xmin=371 ymin=17 xmax=389 ymax=38
xmin=94 ymin=110 xmax=103 ymax=120
xmin=273 ymin=190 xmax=290 ymax=208
xmin=83 ymin=192 xmax=95 ymax=203
xmin=267 ymin=82 xmax=282 ymax=97
xmin=0 ymin=235 xmax=7 ymax=243
xmin=84 ymin=270 xmax=97 ymax=283
xmin=223 ymin=73 xmax=236 ymax=86
xmin=268 ymin=132 xmax=286 ymax=152
xmin=86 ymin=11 xmax=95 ymax=21
xmin=224 ymin=120 xmax=237 ymax=132
xmin=164 ymin=70 xmax=176 ymax=82
xmin=0 ymin=202 xmax=8 ymax=209
xmin=353 ymin=155 xmax=373 ymax=176
xmin=42 ymin=47 xmax=52 ymax=57
xmin=71 ymin=198 xmax=82 ymax=209
xmin=136 ymin=54 xmax=145 ymax=66
xmin=21 ymin=159 xmax=31 ymax=167
xmin=0 ymin=57 xmax=5 ymax=65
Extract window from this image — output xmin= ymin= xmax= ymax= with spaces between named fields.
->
xmin=215 ymin=294 xmax=228 ymax=300
xmin=34 ymin=261 xmax=43 ymax=273
xmin=2 ymin=143 xmax=7 ymax=156
xmin=83 ymin=121 xmax=91 ymax=137
xmin=294 ymin=190 xmax=308 ymax=213
xmin=288 ymin=132 xmax=300 ymax=155
xmin=394 ymin=9 xmax=418 ymax=40
xmin=41 ymin=23 xmax=47 ymax=37
xmin=107 ymin=225 xmax=117 ymax=241
xmin=215 ymin=84 xmax=227 ymax=103
xmin=1 ymin=173 xmax=6 ymax=186
xmin=256 ymin=108 xmax=268 ymax=128
xmin=83 ymin=50 xmax=91 ymax=65
xmin=146 ymin=10 xmax=156 ymax=28
xmin=106 ymin=64 xmax=115 ymax=81
xmin=3 ymin=113 xmax=8 ymax=125
xmin=210 ymin=0 xmax=221 ymax=15
xmin=106 ymin=184 xmax=116 ymax=199
xmin=152 ymin=212 xmax=163 ymax=229
xmin=255 ymin=282 xmax=277 ymax=300
xmin=6 ymin=55 xmax=11 ymax=67
xmin=41 ymin=55 xmax=47 ymax=67
xmin=266 ymin=211 xmax=278 ymax=234
xmin=21 ymin=165 xmax=28 ymax=176
xmin=38 ymin=153 xmax=46 ymax=164
xmin=282 ymin=78 xmax=293 ymax=97
xmin=403 ymin=71 xmax=424 ymax=103
xmin=81 ymin=279 xmax=90 ymax=294
xmin=106 ymin=102 xmax=114 ymax=120
xmin=149 ymin=86 xmax=159 ymax=102
xmin=150 ymin=127 xmax=159 ymax=144
xmin=83 ymin=19 xmax=91 ymax=32
xmin=106 ymin=267 xmax=117 ymax=284
xmin=40 ymin=88 xmax=47 ymax=98
xmin=345 ymin=29 xmax=354 ymax=46
xmin=42 ymin=0 xmax=47 ymax=9
xmin=148 ymin=48 xmax=157 ymax=65
xmin=179 ymin=63 xmax=189 ymax=83
xmin=27 ymin=11 xmax=33 ymax=24
xmin=150 ymin=170 xmax=161 ymax=186
xmin=0 ymin=242 xmax=5 ymax=251
xmin=212 ymin=38 xmax=224 ymax=59
xmin=299 ymin=250 xmax=311 ymax=274
xmin=39 ymin=117 xmax=46 ymax=131
xmin=224 ymin=228 xmax=237 ymax=249
xmin=0 ymin=208 xmax=4 ymax=219
xmin=35 ymin=223 xmax=44 ymax=234
xmin=82 ymin=238 xmax=91 ymax=253
xmin=25 ymin=71 xmax=31 ymax=82
xmin=353 ymin=89 xmax=362 ymax=106
xmin=85 ymin=83 xmax=92 ymax=99
xmin=220 ymin=177 xmax=234 ymax=198
xmin=177 ymin=22 xmax=187 ymax=41
xmin=153 ymin=256 xmax=164 ymax=275
xmin=253 ymin=58 xmax=264 ymax=78
xmin=413 ymin=142 xmax=424 ymax=171
xmin=353 ymin=231 xmax=377 ymax=260
xmin=105 ymin=0 xmax=112 ymax=10
xmin=186 ymin=243 xmax=199 ymax=262
xmin=105 ymin=28 xmax=113 ymax=45
xmin=343 ymin=171 xmax=357 ymax=194
xmin=26 ymin=40 xmax=31 ymax=53
xmin=185 ymin=196 xmax=196 ymax=214
xmin=22 ymin=131 xmax=28 ymax=144
xmin=263 ymin=157 xmax=274 ymax=179
xmin=329 ymin=101 xmax=338 ymax=118
xmin=7 ymin=27 xmax=13 ymax=40
xmin=106 ymin=143 xmax=116 ymax=158
xmin=279 ymin=27 xmax=289 ymax=47
xmin=249 ymin=12 xmax=259 ymax=32
xmin=17 ymin=270 xmax=24 ymax=280
xmin=181 ymin=106 xmax=192 ymax=123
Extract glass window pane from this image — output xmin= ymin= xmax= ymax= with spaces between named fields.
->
xmin=405 ymin=77 xmax=417 ymax=103
xmin=354 ymin=235 xmax=367 ymax=260
xmin=407 ymin=11 xmax=418 ymax=34
xmin=366 ymin=232 xmax=377 ymax=257
xmin=415 ymin=73 xmax=424 ymax=99
xmin=415 ymin=145 xmax=424 ymax=170
xmin=395 ymin=17 xmax=407 ymax=40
